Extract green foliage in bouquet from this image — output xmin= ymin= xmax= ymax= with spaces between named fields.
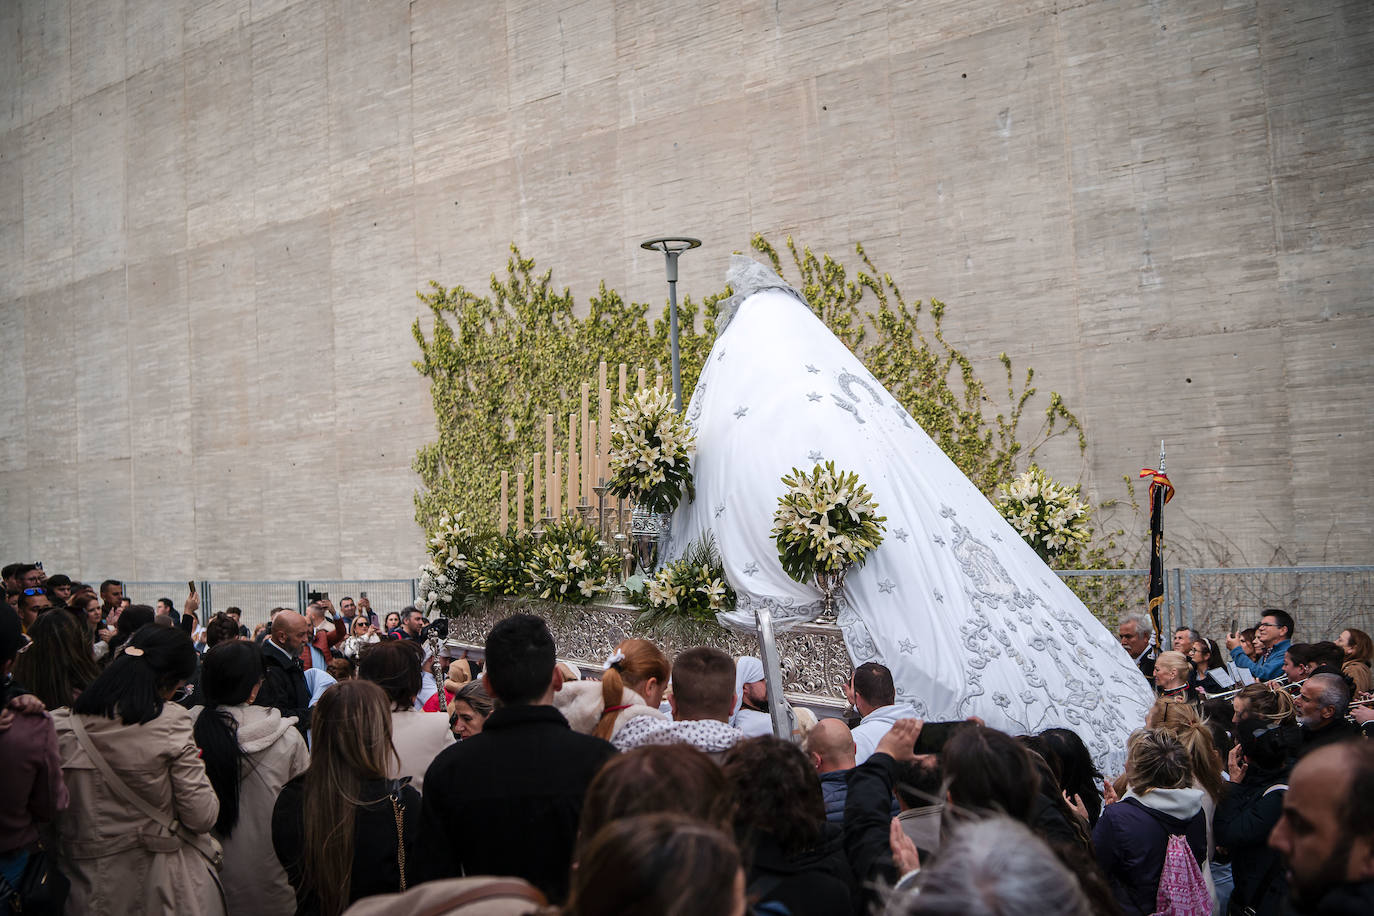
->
xmin=469 ymin=529 xmax=536 ymax=598
xmin=417 ymin=513 xmax=479 ymax=617
xmin=523 ymin=516 xmax=618 ymax=604
xmin=606 ymin=387 xmax=696 ymax=513
xmin=995 ymin=465 xmax=1093 ymax=566
xmin=630 ymin=534 xmax=735 ymax=620
xmin=771 ymin=462 xmax=887 ymax=582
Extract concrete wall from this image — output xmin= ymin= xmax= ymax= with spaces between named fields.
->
xmin=1 ymin=0 xmax=1370 ymax=579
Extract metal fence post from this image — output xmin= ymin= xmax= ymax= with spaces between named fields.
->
xmin=200 ymin=580 xmax=212 ymax=621
xmin=296 ymin=581 xmax=308 ymax=613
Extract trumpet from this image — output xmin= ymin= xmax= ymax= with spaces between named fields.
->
xmin=1345 ymin=696 xmax=1373 ymax=727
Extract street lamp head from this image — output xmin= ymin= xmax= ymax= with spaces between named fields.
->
xmin=640 ymin=237 xmax=702 ymax=255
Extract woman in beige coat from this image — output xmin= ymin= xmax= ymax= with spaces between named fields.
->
xmin=194 ymin=639 xmax=310 ymax=915
xmin=52 ymin=623 xmax=225 ymax=915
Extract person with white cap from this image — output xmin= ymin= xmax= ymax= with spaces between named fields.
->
xmin=731 ymin=655 xmax=774 ymax=738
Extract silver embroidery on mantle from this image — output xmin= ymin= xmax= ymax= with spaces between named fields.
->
xmin=939 ymin=504 xmax=1147 ymax=767
xmin=830 ymin=394 xmax=865 ymax=424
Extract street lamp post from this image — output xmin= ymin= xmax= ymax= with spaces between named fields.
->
xmin=639 ymin=237 xmax=701 ymax=412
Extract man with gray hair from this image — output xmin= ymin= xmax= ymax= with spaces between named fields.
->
xmin=1117 ymin=611 xmax=1157 ymax=679
xmin=890 ymin=816 xmax=1094 ymax=915
xmin=1294 ymin=672 xmax=1358 ymax=758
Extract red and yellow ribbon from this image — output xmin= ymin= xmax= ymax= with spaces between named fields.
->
xmin=1139 ymin=468 xmax=1175 ymax=505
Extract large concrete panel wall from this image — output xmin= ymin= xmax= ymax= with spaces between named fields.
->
xmin=1 ymin=0 xmax=1370 ymax=580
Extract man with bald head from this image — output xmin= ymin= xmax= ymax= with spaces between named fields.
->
xmin=806 ymin=717 xmax=859 ymax=822
xmin=255 ymin=609 xmax=312 ymax=733
xmin=1269 ymin=740 xmax=1374 ymax=912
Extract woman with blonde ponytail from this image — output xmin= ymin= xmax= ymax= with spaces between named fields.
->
xmin=553 ymin=639 xmax=670 ymax=741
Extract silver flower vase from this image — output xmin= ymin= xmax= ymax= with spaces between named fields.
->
xmin=630 ymin=503 xmax=672 ymax=575
xmin=813 ymin=563 xmax=851 ymax=623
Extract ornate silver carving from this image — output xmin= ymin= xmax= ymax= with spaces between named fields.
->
xmin=444 ymin=598 xmax=854 ymax=704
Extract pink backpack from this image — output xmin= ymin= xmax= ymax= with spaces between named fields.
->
xmin=1152 ymin=833 xmax=1211 ymax=916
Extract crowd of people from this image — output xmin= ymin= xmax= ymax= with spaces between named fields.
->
xmin=1 ymin=559 xmax=1372 ymax=916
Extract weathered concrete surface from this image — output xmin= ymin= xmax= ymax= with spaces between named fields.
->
xmin=1 ymin=0 xmax=1370 ymax=579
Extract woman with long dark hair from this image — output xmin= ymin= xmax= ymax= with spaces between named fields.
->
xmin=105 ymin=604 xmax=156 ymax=661
xmin=13 ymin=607 xmax=101 ymax=709
xmin=193 ymin=640 xmax=308 ymax=916
xmin=51 ymin=624 xmax=223 ymax=915
xmin=271 ymin=679 xmax=419 ymax=916
xmin=721 ymin=736 xmax=852 ymax=916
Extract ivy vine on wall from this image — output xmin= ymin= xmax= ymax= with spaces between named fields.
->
xmin=412 ymin=236 xmax=1089 ymax=547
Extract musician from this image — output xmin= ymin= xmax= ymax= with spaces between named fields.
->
xmin=1152 ymin=651 xmax=1196 ymax=705
xmin=1227 ymin=609 xmax=1293 ymax=682
xmin=1294 ymin=673 xmax=1359 ymax=759
xmin=1187 ymin=638 xmax=1236 ymax=695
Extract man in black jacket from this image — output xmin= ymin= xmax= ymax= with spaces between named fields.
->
xmin=255 ymin=610 xmax=312 ymax=733
xmin=1269 ymin=740 xmax=1374 ymax=914
xmin=414 ymin=614 xmax=616 ymax=902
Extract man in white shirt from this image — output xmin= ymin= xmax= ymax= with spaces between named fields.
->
xmin=847 ymin=662 xmax=917 ymax=764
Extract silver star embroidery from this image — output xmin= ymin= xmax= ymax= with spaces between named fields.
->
xmin=932 ymin=535 xmax=945 ymax=546
xmin=894 ymin=528 xmax=909 ymax=542
xmin=807 ymin=450 xmax=824 ymax=462
xmin=877 ymin=578 xmax=896 ymax=594
xmin=716 ymin=349 xmax=727 ymax=362
xmin=733 ymin=406 xmax=748 ymax=419
xmin=806 ymin=391 xmax=822 ymax=402
xmin=742 ymin=561 xmax=759 ymax=576
xmin=990 ymin=531 xmax=1002 ymax=542
xmin=933 ymin=589 xmax=944 ymax=603
xmin=805 ymin=364 xmax=820 ymax=374
xmin=713 ymin=503 xmax=725 ymax=518
xmin=898 ymin=639 xmax=916 ymax=655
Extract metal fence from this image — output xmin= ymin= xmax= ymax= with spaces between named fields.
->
xmin=118 ymin=567 xmax=1371 ymax=644
xmin=120 ymin=579 xmax=418 ymax=635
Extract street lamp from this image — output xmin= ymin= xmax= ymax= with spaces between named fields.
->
xmin=639 ymin=236 xmax=701 ymax=412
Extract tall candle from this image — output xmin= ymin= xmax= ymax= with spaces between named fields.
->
xmin=637 ymin=367 xmax=647 ymax=392
xmin=599 ymin=387 xmax=612 ymax=482
xmin=516 ymin=471 xmax=526 ymax=531
xmin=545 ymin=414 xmax=555 ymax=515
xmin=552 ymin=451 xmax=562 ymax=519
xmin=500 ymin=471 xmax=509 ymax=534
xmin=532 ymin=453 xmax=542 ymax=524
xmin=567 ymin=412 xmax=578 ymax=513
xmin=580 ymin=383 xmax=591 ymax=504
xmin=618 ymin=363 xmax=627 ymax=402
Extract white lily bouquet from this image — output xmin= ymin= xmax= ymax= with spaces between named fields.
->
xmin=606 ymin=387 xmax=696 ymax=514
xmin=634 ymin=534 xmax=736 ymax=626
xmin=994 ymin=465 xmax=1091 ymax=563
xmin=417 ymin=512 xmax=476 ymax=616
xmin=524 ymin=517 xmax=617 ymax=604
xmin=771 ymin=462 xmax=887 ymax=583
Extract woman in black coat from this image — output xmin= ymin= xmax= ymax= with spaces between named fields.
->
xmin=1213 ymin=718 xmax=1296 ymax=916
xmin=722 ymin=736 xmax=855 ymax=916
xmin=272 ymin=680 xmax=419 ymax=916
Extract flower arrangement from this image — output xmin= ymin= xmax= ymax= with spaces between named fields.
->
xmin=523 ymin=516 xmax=617 ymax=604
xmin=630 ymin=534 xmax=736 ymax=626
xmin=606 ymin=387 xmax=696 ymax=514
xmin=994 ymin=465 xmax=1092 ymax=563
xmin=469 ymin=529 xmax=535 ymax=598
xmin=417 ymin=512 xmax=477 ymax=616
xmin=771 ymin=462 xmax=887 ymax=583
